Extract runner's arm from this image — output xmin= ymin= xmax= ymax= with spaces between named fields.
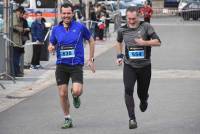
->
xmin=135 ymin=38 xmax=161 ymax=46
xmin=115 ymin=41 xmax=124 ymax=66
xmin=88 ymin=37 xmax=95 ymax=61
xmin=115 ymin=41 xmax=123 ymax=54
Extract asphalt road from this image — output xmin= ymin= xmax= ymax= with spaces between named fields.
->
xmin=0 ymin=17 xmax=200 ymax=134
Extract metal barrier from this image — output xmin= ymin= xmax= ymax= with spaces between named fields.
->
xmin=152 ymin=8 xmax=200 ymax=21
xmin=0 ymin=2 xmax=16 ymax=87
xmin=180 ymin=9 xmax=200 ymax=21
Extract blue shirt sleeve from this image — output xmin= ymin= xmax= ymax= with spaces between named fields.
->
xmin=81 ymin=24 xmax=91 ymax=41
xmin=49 ymin=26 xmax=57 ymax=45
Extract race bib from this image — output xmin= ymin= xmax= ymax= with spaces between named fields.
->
xmin=128 ymin=46 xmax=145 ymax=59
xmin=60 ymin=46 xmax=75 ymax=58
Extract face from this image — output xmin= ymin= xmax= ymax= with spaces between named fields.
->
xmin=36 ymin=13 xmax=42 ymax=20
xmin=126 ymin=11 xmax=139 ymax=27
xmin=61 ymin=7 xmax=74 ymax=24
xmin=16 ymin=11 xmax=23 ymax=18
xmin=23 ymin=12 xmax=28 ymax=19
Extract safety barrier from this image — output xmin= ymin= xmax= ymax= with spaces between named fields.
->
xmin=152 ymin=8 xmax=200 ymax=21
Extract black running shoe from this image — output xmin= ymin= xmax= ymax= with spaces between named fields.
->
xmin=129 ymin=119 xmax=137 ymax=129
xmin=140 ymin=101 xmax=148 ymax=112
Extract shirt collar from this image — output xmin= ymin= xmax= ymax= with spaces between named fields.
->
xmin=59 ymin=19 xmax=75 ymax=27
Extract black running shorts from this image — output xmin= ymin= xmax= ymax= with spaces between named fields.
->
xmin=55 ymin=64 xmax=83 ymax=86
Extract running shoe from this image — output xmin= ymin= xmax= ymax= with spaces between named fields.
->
xmin=129 ymin=119 xmax=137 ymax=129
xmin=140 ymin=101 xmax=148 ymax=112
xmin=73 ymin=95 xmax=81 ymax=108
xmin=71 ymin=88 xmax=81 ymax=108
xmin=61 ymin=118 xmax=73 ymax=129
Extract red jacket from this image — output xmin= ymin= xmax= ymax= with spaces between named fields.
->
xmin=140 ymin=6 xmax=153 ymax=19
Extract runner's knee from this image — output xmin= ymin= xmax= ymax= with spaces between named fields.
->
xmin=125 ymin=87 xmax=133 ymax=96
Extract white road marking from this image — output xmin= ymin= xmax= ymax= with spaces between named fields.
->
xmin=84 ymin=69 xmax=200 ymax=79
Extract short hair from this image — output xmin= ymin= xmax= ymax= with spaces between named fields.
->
xmin=60 ymin=2 xmax=74 ymax=12
xmin=35 ymin=11 xmax=42 ymax=15
xmin=126 ymin=6 xmax=139 ymax=14
xmin=15 ymin=6 xmax=24 ymax=13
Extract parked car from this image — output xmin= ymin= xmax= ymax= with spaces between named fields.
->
xmin=123 ymin=0 xmax=146 ymax=8
xmin=178 ymin=0 xmax=200 ymax=12
xmin=181 ymin=2 xmax=200 ymax=20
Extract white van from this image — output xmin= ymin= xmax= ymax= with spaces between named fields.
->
xmin=21 ymin=0 xmax=60 ymax=27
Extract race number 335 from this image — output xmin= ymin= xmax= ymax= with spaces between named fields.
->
xmin=60 ymin=47 xmax=75 ymax=58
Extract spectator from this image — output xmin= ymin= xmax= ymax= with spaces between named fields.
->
xmin=89 ymin=3 xmax=97 ymax=40
xmin=21 ymin=10 xmax=30 ymax=45
xmin=30 ymin=11 xmax=46 ymax=69
xmin=140 ymin=1 xmax=153 ymax=23
xmin=102 ymin=6 xmax=110 ymax=38
xmin=12 ymin=6 xmax=24 ymax=77
xmin=96 ymin=4 xmax=106 ymax=40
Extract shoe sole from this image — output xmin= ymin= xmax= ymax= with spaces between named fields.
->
xmin=61 ymin=124 xmax=73 ymax=129
xmin=129 ymin=124 xmax=137 ymax=129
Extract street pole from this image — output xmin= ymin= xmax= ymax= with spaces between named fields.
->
xmin=3 ymin=0 xmax=9 ymax=34
xmin=85 ymin=0 xmax=88 ymax=21
xmin=2 ymin=0 xmax=14 ymax=80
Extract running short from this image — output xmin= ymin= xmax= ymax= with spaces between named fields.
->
xmin=55 ymin=64 xmax=83 ymax=86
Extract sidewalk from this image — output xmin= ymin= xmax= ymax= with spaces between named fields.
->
xmin=0 ymin=32 xmax=117 ymax=113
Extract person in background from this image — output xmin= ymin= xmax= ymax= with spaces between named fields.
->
xmin=89 ymin=2 xmax=97 ymax=40
xmin=21 ymin=10 xmax=30 ymax=46
xmin=30 ymin=11 xmax=46 ymax=69
xmin=12 ymin=6 xmax=24 ymax=77
xmin=96 ymin=4 xmax=106 ymax=40
xmin=140 ymin=1 xmax=153 ymax=23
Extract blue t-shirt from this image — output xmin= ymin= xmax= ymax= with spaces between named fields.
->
xmin=50 ymin=20 xmax=91 ymax=65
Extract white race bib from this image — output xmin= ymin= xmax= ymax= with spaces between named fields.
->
xmin=128 ymin=46 xmax=145 ymax=59
xmin=60 ymin=46 xmax=75 ymax=58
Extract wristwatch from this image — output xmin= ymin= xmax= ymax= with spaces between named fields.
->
xmin=90 ymin=58 xmax=95 ymax=62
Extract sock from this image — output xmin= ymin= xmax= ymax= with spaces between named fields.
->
xmin=64 ymin=115 xmax=71 ymax=119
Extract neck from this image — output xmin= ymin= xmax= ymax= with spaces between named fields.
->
xmin=63 ymin=21 xmax=71 ymax=28
xmin=63 ymin=21 xmax=71 ymax=31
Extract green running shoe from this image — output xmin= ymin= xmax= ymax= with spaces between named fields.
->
xmin=61 ymin=118 xmax=73 ymax=129
xmin=73 ymin=96 xmax=81 ymax=108
xmin=71 ymin=88 xmax=81 ymax=108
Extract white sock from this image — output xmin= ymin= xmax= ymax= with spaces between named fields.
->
xmin=64 ymin=115 xmax=71 ymax=119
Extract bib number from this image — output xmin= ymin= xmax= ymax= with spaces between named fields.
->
xmin=128 ymin=46 xmax=145 ymax=59
xmin=60 ymin=46 xmax=75 ymax=58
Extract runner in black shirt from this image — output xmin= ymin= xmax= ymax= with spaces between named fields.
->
xmin=115 ymin=6 xmax=161 ymax=129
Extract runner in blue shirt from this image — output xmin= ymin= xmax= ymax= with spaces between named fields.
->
xmin=48 ymin=3 xmax=95 ymax=129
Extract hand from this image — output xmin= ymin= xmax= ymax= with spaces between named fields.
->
xmin=134 ymin=38 xmax=146 ymax=46
xmin=116 ymin=58 xmax=123 ymax=66
xmin=48 ymin=44 xmax=55 ymax=53
xmin=87 ymin=60 xmax=95 ymax=73
xmin=24 ymin=28 xmax=30 ymax=31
